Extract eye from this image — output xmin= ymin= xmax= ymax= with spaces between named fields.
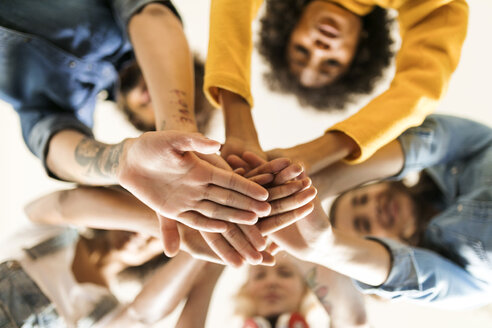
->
xmin=360 ymin=194 xmax=368 ymax=205
xmin=294 ymin=44 xmax=309 ymax=56
xmin=252 ymin=270 xmax=266 ymax=280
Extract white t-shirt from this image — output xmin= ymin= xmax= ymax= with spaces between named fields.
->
xmin=0 ymin=223 xmax=116 ymax=328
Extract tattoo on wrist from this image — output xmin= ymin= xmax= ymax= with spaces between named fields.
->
xmin=305 ymin=267 xmax=333 ymax=313
xmin=170 ymin=89 xmax=195 ymax=126
xmin=74 ymin=137 xmax=124 ymax=179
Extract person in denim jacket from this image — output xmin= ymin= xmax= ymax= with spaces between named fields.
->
xmin=262 ymin=115 xmax=492 ymax=308
xmin=0 ymin=0 xmax=279 ymax=265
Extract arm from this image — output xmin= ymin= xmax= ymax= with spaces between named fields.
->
xmin=175 ymin=262 xmax=224 ymax=328
xmin=128 ymin=3 xmax=196 ymax=132
xmin=327 ymin=0 xmax=469 ymax=164
xmin=270 ymin=198 xmax=391 ymax=286
xmin=312 ymin=115 xmax=492 ymax=200
xmin=46 ymin=129 xmax=272 ymax=255
xmin=103 ymin=254 xmax=223 ymax=327
xmin=205 ymin=0 xmax=266 ymax=159
xmin=270 ymin=200 xmax=490 ymax=308
xmin=268 ymin=0 xmax=469 ymax=171
xmin=286 ymin=255 xmax=368 ymax=328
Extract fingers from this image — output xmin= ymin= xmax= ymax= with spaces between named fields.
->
xmin=267 ymin=178 xmax=312 ymax=201
xmin=197 ymin=153 xmax=232 ymax=171
xmin=226 ymin=154 xmax=251 ymax=171
xmin=202 ymin=185 xmax=271 ymax=217
xmin=238 ymin=224 xmax=267 ymax=251
xmin=194 ymin=200 xmax=258 ymax=224
xmin=249 ymin=173 xmax=274 ymax=186
xmin=244 ymin=158 xmax=291 ymax=178
xmin=259 ymin=251 xmax=276 ymax=266
xmin=221 ymin=224 xmax=263 ymax=265
xmin=200 ymin=231 xmax=245 ymax=268
xmin=176 ymin=211 xmax=229 ymax=232
xmin=207 ymin=167 xmax=269 ymax=202
xmin=170 ymin=132 xmax=221 ymax=154
xmin=158 ymin=215 xmax=180 ymax=257
xmin=242 ymin=151 xmax=267 ymax=167
xmin=272 ymin=163 xmax=304 ymax=186
xmin=258 ymin=202 xmax=315 ymax=235
xmin=269 ymin=186 xmax=317 ymax=216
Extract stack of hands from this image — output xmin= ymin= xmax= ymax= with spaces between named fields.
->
xmin=118 ymin=131 xmax=330 ymax=267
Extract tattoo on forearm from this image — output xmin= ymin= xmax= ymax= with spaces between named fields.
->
xmin=74 ymin=137 xmax=124 ymax=179
xmin=305 ymin=267 xmax=333 ymax=314
xmin=169 ymin=89 xmax=195 ymax=126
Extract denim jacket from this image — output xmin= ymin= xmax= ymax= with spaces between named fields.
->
xmin=0 ymin=0 xmax=178 ymax=176
xmin=355 ymin=115 xmax=492 ymax=308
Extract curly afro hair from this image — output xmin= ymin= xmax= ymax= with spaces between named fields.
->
xmin=258 ymin=0 xmax=394 ymax=110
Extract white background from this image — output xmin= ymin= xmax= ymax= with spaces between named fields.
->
xmin=1 ymin=0 xmax=492 ymax=326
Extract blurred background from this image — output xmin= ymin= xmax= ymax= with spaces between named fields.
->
xmin=1 ymin=0 xmax=491 ymax=326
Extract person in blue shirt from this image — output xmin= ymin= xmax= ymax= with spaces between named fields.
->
xmin=247 ymin=114 xmax=492 ymax=308
xmin=0 ymin=0 xmax=278 ymax=266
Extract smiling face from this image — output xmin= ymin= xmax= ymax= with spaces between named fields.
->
xmin=245 ymin=257 xmax=306 ymax=318
xmin=333 ymin=182 xmax=418 ymax=242
xmin=287 ymin=0 xmax=362 ymax=88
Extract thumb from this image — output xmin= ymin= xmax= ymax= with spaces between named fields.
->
xmin=170 ymin=132 xmax=220 ymax=154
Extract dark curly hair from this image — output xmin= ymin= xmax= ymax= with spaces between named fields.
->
xmin=258 ymin=0 xmax=394 ymax=110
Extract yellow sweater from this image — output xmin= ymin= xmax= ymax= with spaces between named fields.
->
xmin=205 ymin=0 xmax=468 ymax=163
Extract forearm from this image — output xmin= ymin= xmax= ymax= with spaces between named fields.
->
xmin=126 ymin=253 xmax=207 ymax=325
xmin=46 ymin=130 xmax=133 ymax=185
xmin=286 ymin=255 xmax=368 ymax=327
xmin=176 ymin=263 xmax=224 ymax=328
xmin=25 ymin=186 xmax=159 ymax=237
xmin=129 ymin=3 xmax=196 ymax=132
xmin=315 ymin=229 xmax=391 ymax=287
xmin=220 ymin=89 xmax=260 ymax=144
xmin=312 ymin=139 xmax=404 ymax=200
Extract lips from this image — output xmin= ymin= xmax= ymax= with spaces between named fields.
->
xmin=378 ymin=194 xmax=397 ymax=229
xmin=317 ymin=17 xmax=340 ymax=38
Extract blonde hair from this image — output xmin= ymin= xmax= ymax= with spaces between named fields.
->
xmin=233 ymin=267 xmax=318 ymax=319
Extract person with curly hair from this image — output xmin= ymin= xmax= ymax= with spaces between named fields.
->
xmin=204 ymin=0 xmax=468 ymax=175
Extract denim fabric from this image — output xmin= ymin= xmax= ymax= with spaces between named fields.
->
xmin=0 ymin=0 xmax=178 ymax=178
xmin=0 ymin=260 xmax=64 ymax=328
xmin=355 ymin=115 xmax=492 ymax=308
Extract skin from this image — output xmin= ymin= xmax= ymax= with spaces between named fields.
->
xmin=288 ymin=0 xmax=362 ymax=87
xmin=246 ymin=257 xmax=306 ymax=317
xmin=333 ymin=182 xmax=418 ymax=242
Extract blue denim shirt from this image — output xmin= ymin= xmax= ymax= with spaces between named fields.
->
xmin=355 ymin=115 xmax=492 ymax=308
xmin=0 ymin=0 xmax=178 ymax=176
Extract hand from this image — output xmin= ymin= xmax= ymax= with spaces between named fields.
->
xmin=266 ymin=145 xmax=312 ymax=173
xmin=178 ymin=223 xmax=275 ymax=267
xmin=221 ymin=135 xmax=267 ymax=164
xmin=268 ymin=197 xmax=331 ymax=263
xmin=230 ymin=152 xmax=318 ymax=236
xmin=267 ymin=132 xmax=358 ymax=175
xmin=117 ymin=131 xmax=271 ymax=256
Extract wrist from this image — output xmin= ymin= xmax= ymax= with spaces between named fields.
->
xmin=115 ymin=137 xmax=137 ymax=184
xmin=303 ymin=132 xmax=357 ymax=174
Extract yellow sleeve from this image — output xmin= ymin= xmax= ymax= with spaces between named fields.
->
xmin=328 ymin=0 xmax=469 ymax=163
xmin=204 ymin=0 xmax=264 ymax=108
